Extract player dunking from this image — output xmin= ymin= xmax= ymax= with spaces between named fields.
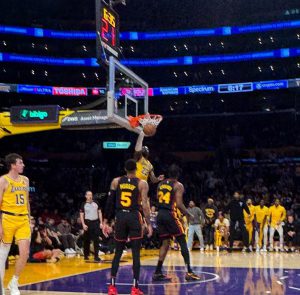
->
xmin=134 ymin=131 xmax=164 ymax=182
xmin=153 ymin=164 xmax=201 ymax=282
xmin=102 ymin=159 xmax=153 ymax=295
xmin=0 ymin=154 xmax=31 ymax=295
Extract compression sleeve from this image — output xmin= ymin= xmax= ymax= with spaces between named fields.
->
xmin=104 ymin=190 xmax=116 ymax=220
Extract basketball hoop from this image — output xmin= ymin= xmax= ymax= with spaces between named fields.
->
xmin=129 ymin=113 xmax=163 ymax=128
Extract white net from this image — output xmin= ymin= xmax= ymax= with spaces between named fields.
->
xmin=139 ymin=115 xmax=163 ymax=127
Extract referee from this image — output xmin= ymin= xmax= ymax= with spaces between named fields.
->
xmin=80 ymin=191 xmax=103 ymax=262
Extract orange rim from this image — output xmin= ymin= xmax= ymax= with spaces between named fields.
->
xmin=129 ymin=114 xmax=163 ymax=128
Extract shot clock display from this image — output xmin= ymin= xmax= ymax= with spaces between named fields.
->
xmin=96 ymin=0 xmax=120 ymax=60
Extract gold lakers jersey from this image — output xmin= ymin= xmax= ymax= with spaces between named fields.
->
xmin=255 ymin=205 xmax=269 ymax=224
xmin=269 ymin=205 xmax=286 ymax=227
xmin=136 ymin=156 xmax=153 ymax=181
xmin=1 ymin=175 xmax=29 ymax=215
xmin=244 ymin=204 xmax=255 ymax=224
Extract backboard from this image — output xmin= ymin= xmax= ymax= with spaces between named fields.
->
xmin=61 ymin=56 xmax=148 ymax=134
xmin=107 ymin=56 xmax=148 ymax=133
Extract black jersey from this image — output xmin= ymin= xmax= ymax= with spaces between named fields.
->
xmin=116 ymin=176 xmax=140 ymax=211
xmin=157 ymin=179 xmax=177 ymax=211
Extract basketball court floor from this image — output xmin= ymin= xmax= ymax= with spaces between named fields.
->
xmin=3 ymin=249 xmax=300 ymax=294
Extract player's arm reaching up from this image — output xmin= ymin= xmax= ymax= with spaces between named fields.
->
xmin=139 ymin=180 xmax=153 ymax=238
xmin=134 ymin=131 xmax=145 ymax=160
xmin=134 ymin=131 xmax=164 ymax=183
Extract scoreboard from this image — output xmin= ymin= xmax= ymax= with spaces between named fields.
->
xmin=96 ymin=0 xmax=120 ymax=62
xmin=218 ymin=83 xmax=253 ymax=93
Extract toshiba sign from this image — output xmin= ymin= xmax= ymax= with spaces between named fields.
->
xmin=53 ymin=87 xmax=87 ymax=96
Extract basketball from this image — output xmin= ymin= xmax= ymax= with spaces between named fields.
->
xmin=143 ymin=124 xmax=156 ymax=136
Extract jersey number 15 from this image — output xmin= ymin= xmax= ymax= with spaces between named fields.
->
xmin=16 ymin=194 xmax=25 ymax=205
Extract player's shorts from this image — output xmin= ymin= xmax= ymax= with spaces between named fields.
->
xmin=157 ymin=209 xmax=185 ymax=240
xmin=2 ymin=213 xmax=31 ymax=244
xmin=114 ymin=210 xmax=143 ymax=242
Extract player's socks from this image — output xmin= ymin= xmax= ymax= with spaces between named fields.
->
xmin=133 ymin=279 xmax=139 ymax=288
xmin=108 ymin=278 xmax=118 ymax=295
xmin=110 ymin=277 xmax=116 ymax=286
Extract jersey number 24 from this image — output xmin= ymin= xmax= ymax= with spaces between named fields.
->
xmin=158 ymin=191 xmax=171 ymax=204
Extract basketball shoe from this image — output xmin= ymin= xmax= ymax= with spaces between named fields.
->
xmin=185 ymin=272 xmax=201 ymax=281
xmin=152 ymin=272 xmax=172 ymax=282
xmin=108 ymin=285 xmax=118 ymax=295
xmin=131 ymin=286 xmax=144 ymax=295
xmin=8 ymin=276 xmax=20 ymax=295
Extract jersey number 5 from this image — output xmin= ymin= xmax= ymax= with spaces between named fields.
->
xmin=121 ymin=191 xmax=132 ymax=207
xmin=16 ymin=194 xmax=25 ymax=205
xmin=158 ymin=191 xmax=171 ymax=204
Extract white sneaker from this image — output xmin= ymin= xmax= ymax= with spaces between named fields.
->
xmin=205 ymin=245 xmax=209 ymax=251
xmin=8 ymin=277 xmax=20 ymax=295
xmin=269 ymin=246 xmax=274 ymax=252
xmin=216 ymin=246 xmax=220 ymax=252
xmin=70 ymin=248 xmax=76 ymax=254
xmin=209 ymin=245 xmax=213 ymax=251
xmin=242 ymin=247 xmax=246 ymax=253
xmin=200 ymin=247 xmax=204 ymax=252
xmin=65 ymin=248 xmax=71 ymax=254
xmin=261 ymin=246 xmax=267 ymax=252
xmin=256 ymin=246 xmax=260 ymax=252
xmin=98 ymin=250 xmax=106 ymax=256
xmin=249 ymin=245 xmax=253 ymax=252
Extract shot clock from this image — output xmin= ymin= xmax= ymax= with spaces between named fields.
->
xmin=96 ymin=0 xmax=120 ymax=62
